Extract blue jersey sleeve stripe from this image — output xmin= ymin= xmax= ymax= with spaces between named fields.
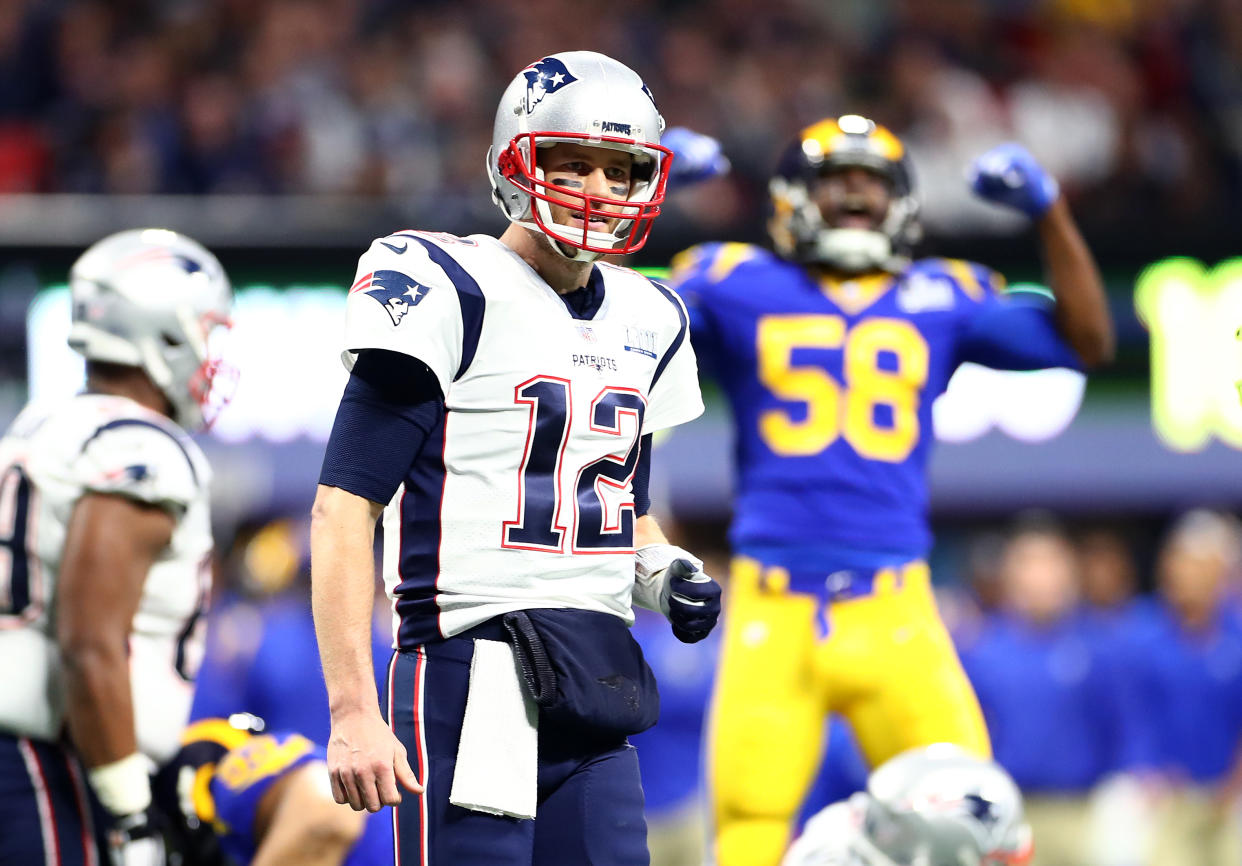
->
xmin=402 ymin=235 xmax=486 ymax=381
xmin=649 ymin=280 xmax=689 ymax=390
xmin=394 ymin=412 xmax=448 ymax=648
xmin=79 ymin=419 xmax=199 ymax=486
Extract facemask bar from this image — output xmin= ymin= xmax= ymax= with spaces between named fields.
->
xmin=185 ymin=311 xmax=237 ymax=431
xmin=770 ymin=171 xmax=916 ymax=272
xmin=497 ymin=130 xmax=673 ymax=255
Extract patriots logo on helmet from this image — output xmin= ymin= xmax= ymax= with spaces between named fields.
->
xmin=522 ymin=57 xmax=578 ymax=113
xmin=353 ymin=269 xmax=432 ymax=326
xmin=963 ymin=793 xmax=999 ymax=827
xmin=117 ymin=248 xmax=205 ymax=274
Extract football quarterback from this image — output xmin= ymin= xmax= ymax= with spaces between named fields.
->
xmin=311 ymin=51 xmax=719 ymax=866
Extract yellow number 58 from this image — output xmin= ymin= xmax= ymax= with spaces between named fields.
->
xmin=757 ymin=314 xmax=929 ymax=461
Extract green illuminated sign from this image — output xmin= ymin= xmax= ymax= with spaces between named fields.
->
xmin=1135 ymin=257 xmax=1242 ymax=452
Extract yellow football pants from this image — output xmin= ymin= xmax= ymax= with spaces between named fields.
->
xmin=708 ymin=556 xmax=991 ymax=866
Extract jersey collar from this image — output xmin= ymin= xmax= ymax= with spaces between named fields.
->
xmin=816 ymin=271 xmax=897 ymax=315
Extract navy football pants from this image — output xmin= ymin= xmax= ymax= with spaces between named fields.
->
xmin=0 ymin=734 xmax=108 ymax=866
xmin=383 ymin=630 xmax=650 ymax=865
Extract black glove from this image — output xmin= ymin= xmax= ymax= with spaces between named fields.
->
xmin=106 ymin=807 xmax=167 ymax=866
xmin=666 ymin=558 xmax=722 ymax=643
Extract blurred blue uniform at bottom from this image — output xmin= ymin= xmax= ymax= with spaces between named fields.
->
xmin=1131 ymin=601 xmax=1242 ymax=783
xmin=200 ymin=728 xmax=392 ymax=865
xmin=957 ymin=608 xmax=1150 ymax=792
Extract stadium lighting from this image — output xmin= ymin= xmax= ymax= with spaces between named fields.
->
xmin=1135 ymin=257 xmax=1242 ymax=453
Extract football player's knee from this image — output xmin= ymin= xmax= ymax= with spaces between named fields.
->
xmin=715 ymin=775 xmax=806 ymax=822
xmin=715 ymin=700 xmax=819 ymax=775
xmin=712 ymin=710 xmax=818 ymax=817
xmin=715 ymin=818 xmax=792 ymax=866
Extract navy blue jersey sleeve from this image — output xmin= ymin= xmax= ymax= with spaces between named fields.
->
xmin=957 ymin=293 xmax=1084 ymax=371
xmin=318 ymin=349 xmax=445 ymax=504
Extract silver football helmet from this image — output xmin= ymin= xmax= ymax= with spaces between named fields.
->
xmin=67 ymin=228 xmax=235 ymax=431
xmin=488 ymin=50 xmax=672 ymax=262
xmin=859 ymin=745 xmax=1032 ymax=866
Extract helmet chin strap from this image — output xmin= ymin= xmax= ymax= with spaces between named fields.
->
xmin=547 ymin=231 xmax=605 ymax=263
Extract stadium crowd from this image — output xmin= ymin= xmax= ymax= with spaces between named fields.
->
xmin=0 ymin=0 xmax=1240 ymax=240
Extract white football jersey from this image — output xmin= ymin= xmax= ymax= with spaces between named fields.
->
xmin=0 ymin=394 xmax=213 ymax=762
xmin=341 ymin=231 xmax=704 ymax=645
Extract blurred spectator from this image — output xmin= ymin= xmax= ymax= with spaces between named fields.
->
xmin=957 ymin=518 xmax=1147 ymax=866
xmin=939 ymin=530 xmax=1008 ymax=642
xmin=1078 ymin=527 xmax=1140 ymax=612
xmin=1134 ymin=509 xmax=1242 ymax=866
xmin=0 ymin=0 xmax=1234 ymax=245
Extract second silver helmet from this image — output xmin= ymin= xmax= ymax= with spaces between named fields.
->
xmin=68 ymin=228 xmax=234 ymax=431
xmin=861 ymin=744 xmax=1032 ymax=866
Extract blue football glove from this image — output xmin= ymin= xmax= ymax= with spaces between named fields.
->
xmin=662 ymin=126 xmax=731 ymax=191
xmin=967 ymin=143 xmax=1059 ymax=219
xmin=665 ymin=558 xmax=721 ymax=644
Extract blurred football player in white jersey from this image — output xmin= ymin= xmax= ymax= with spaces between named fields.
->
xmin=783 ymin=745 xmax=1033 ymax=866
xmin=311 ymin=51 xmax=721 ymax=864
xmin=0 ymin=229 xmax=232 ymax=866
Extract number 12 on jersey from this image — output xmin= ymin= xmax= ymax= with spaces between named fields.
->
xmin=502 ymin=377 xmax=646 ymax=554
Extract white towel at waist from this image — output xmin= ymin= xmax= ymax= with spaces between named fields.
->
xmin=449 ymin=638 xmax=539 ymax=819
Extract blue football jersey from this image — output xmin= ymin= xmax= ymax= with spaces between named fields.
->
xmin=208 ymin=730 xmax=393 ymax=865
xmin=672 ymin=243 xmax=1080 ymax=564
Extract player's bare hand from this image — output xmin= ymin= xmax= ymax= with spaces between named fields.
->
xmin=327 ymin=709 xmax=423 ymax=811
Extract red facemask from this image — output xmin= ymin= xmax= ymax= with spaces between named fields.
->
xmin=497 ymin=131 xmax=673 ymax=255
xmin=188 ymin=312 xmax=238 ymax=431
